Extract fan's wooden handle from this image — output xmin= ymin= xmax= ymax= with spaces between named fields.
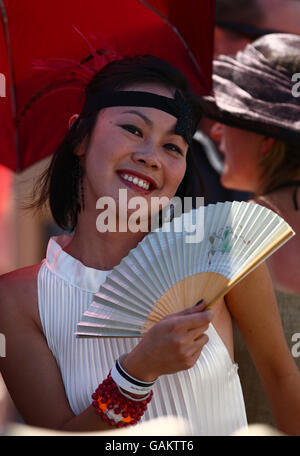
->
xmin=141 ymin=272 xmax=229 ymax=334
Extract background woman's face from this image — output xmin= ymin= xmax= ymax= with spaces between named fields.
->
xmin=210 ymin=123 xmax=264 ymax=192
xmin=82 ymin=83 xmax=188 ymax=221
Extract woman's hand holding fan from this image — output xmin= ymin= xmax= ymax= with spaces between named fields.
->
xmin=121 ymin=300 xmax=213 ymax=382
xmin=76 ymin=201 xmax=295 ymax=339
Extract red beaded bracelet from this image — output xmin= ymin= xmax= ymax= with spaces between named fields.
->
xmin=92 ymin=371 xmax=153 ymax=428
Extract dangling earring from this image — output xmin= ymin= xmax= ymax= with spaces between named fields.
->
xmin=73 ymin=155 xmax=85 ymax=212
xmin=78 ymin=161 xmax=85 ymax=211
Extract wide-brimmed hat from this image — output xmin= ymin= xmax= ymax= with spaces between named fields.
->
xmin=199 ymin=34 xmax=300 ymax=146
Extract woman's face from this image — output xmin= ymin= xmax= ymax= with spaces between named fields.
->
xmin=210 ymin=123 xmax=264 ymax=192
xmin=80 ymin=83 xmax=188 ymax=225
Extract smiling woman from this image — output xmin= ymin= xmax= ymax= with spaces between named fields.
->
xmin=1 ymin=54 xmax=300 ymax=436
xmin=30 ymin=56 xmax=202 ymax=232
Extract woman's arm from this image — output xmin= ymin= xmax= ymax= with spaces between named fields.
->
xmin=225 ymin=262 xmax=300 ymax=435
xmin=0 ymin=269 xmax=115 ymax=432
xmin=0 ymin=268 xmax=212 ymax=432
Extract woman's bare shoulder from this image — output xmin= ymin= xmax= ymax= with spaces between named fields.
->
xmin=0 ymin=262 xmax=43 ymax=324
xmin=250 ymin=196 xmax=282 ymax=215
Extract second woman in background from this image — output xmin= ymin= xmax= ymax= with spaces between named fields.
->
xmin=201 ymin=33 xmax=300 ymax=426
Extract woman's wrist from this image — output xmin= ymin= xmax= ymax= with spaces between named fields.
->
xmin=121 ymin=351 xmax=158 ymax=384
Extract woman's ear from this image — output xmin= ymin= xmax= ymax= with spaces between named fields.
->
xmin=210 ymin=122 xmax=223 ymax=143
xmin=68 ymin=114 xmax=87 ymax=158
xmin=258 ymin=136 xmax=276 ymax=166
xmin=68 ymin=113 xmax=80 ymax=129
xmin=261 ymin=137 xmax=276 ymax=157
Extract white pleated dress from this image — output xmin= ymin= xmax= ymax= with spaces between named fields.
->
xmin=37 ymin=235 xmax=248 ymax=435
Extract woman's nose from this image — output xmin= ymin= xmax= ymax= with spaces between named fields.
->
xmin=210 ymin=122 xmax=223 ymax=143
xmin=131 ymin=144 xmax=161 ymax=169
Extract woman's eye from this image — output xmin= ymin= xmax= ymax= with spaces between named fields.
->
xmin=121 ymin=125 xmax=143 ymax=137
xmin=164 ymin=143 xmax=183 ymax=155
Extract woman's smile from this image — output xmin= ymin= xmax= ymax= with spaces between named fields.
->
xmin=117 ymin=169 xmax=158 ymax=195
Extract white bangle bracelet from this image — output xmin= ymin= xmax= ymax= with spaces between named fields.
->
xmin=110 ymin=357 xmax=155 ymax=395
xmin=116 ymin=384 xmax=151 ymax=402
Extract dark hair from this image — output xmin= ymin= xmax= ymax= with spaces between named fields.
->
xmin=258 ymin=140 xmax=300 ymax=196
xmin=215 ymin=0 xmax=264 ymax=26
xmin=30 ymin=55 xmax=203 ymax=231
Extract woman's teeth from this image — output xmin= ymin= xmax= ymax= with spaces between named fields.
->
xmin=120 ymin=174 xmax=150 ymax=190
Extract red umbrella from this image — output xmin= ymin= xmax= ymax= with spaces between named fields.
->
xmin=0 ymin=0 xmax=215 ymax=172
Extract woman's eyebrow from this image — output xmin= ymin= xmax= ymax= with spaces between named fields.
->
xmin=121 ymin=110 xmax=186 ymax=143
xmin=122 ymin=110 xmax=153 ymax=126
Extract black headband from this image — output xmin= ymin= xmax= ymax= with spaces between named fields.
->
xmin=80 ymin=90 xmax=196 ymax=145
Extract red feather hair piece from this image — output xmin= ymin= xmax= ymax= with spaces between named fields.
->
xmin=17 ymin=27 xmax=123 ymax=125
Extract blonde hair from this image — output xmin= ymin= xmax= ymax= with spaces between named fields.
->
xmin=257 ymin=140 xmax=300 ymax=196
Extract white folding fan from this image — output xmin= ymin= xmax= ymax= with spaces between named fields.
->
xmin=76 ymin=201 xmax=294 ymax=338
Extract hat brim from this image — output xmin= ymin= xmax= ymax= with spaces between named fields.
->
xmin=199 ymin=95 xmax=300 ymax=147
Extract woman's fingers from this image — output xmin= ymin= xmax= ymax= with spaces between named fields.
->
xmin=178 ymin=308 xmax=214 ymax=332
xmin=188 ymin=334 xmax=210 ymax=364
xmin=163 ymin=299 xmax=214 ymax=332
xmin=132 ymin=299 xmax=214 ymax=378
xmin=172 ymin=334 xmax=210 ymax=371
xmin=186 ymin=325 xmax=210 ymax=342
xmin=173 ymin=299 xmax=207 ymax=317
